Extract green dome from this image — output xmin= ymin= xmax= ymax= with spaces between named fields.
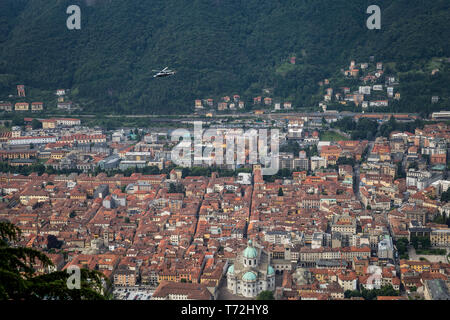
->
xmin=227 ymin=265 xmax=234 ymax=274
xmin=243 ymin=240 xmax=258 ymax=259
xmin=242 ymin=271 xmax=257 ymax=281
xmin=267 ymin=266 xmax=275 ymax=275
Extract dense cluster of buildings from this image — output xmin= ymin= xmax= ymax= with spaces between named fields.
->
xmin=194 ymin=93 xmax=294 ymax=113
xmin=319 ymin=60 xmax=401 ymax=112
xmin=0 ymin=113 xmax=449 ymax=301
xmin=0 ymin=86 xmax=79 ymax=113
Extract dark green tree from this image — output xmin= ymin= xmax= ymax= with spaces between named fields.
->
xmin=411 ymin=236 xmax=431 ymax=250
xmin=31 ymin=119 xmax=42 ymax=130
xmin=441 ymin=189 xmax=450 ymax=202
xmin=0 ymin=221 xmax=109 ymax=300
xmin=344 ymin=290 xmax=362 ymax=298
xmin=256 ymin=290 xmax=274 ymax=300
xmin=278 ymin=187 xmax=284 ymax=196
xmin=395 ymin=238 xmax=409 ymax=259
xmin=46 ymin=235 xmax=63 ymax=250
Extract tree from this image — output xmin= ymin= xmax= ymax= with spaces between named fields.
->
xmin=278 ymin=187 xmax=284 ymax=196
xmin=344 ymin=290 xmax=361 ymax=298
xmin=433 ymin=213 xmax=450 ymax=227
xmin=31 ymin=119 xmax=42 ymax=130
xmin=11 ymin=116 xmax=24 ymax=127
xmin=337 ymin=157 xmax=355 ymax=166
xmin=0 ymin=221 xmax=109 ymax=300
xmin=421 ymin=154 xmax=430 ymax=165
xmin=409 ymin=161 xmax=419 ymax=170
xmin=256 ymin=290 xmax=274 ymax=300
xmin=396 ymin=162 xmax=406 ymax=179
xmin=280 ymin=140 xmax=301 ymax=154
xmin=411 ymin=236 xmax=431 ymax=250
xmin=441 ymin=189 xmax=450 ymax=202
xmin=310 ymin=144 xmax=319 ymax=157
xmin=396 ymin=238 xmax=409 ymax=259
xmin=47 ymin=235 xmax=63 ymax=250
xmin=350 ymin=285 xmax=399 ymax=300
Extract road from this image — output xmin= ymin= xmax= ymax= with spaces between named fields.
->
xmin=47 ymin=111 xmax=422 ymax=121
xmin=354 ymin=141 xmax=373 ymax=200
xmin=354 ymin=163 xmax=361 ymax=200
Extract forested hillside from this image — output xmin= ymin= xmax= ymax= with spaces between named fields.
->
xmin=0 ymin=0 xmax=449 ymax=114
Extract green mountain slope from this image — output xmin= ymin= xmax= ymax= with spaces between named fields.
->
xmin=0 ymin=0 xmax=449 ymax=114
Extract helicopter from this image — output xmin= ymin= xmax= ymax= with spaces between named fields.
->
xmin=152 ymin=67 xmax=176 ymax=78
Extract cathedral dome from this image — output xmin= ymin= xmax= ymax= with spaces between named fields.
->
xmin=242 ymin=271 xmax=257 ymax=282
xmin=243 ymin=240 xmax=257 ymax=259
xmin=227 ymin=265 xmax=234 ymax=274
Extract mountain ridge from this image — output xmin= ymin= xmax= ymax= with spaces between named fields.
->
xmin=0 ymin=0 xmax=449 ymax=114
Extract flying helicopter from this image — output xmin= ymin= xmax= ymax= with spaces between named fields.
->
xmin=152 ymin=67 xmax=176 ymax=78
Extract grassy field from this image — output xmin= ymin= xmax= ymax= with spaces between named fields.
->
xmin=320 ymin=131 xmax=349 ymax=142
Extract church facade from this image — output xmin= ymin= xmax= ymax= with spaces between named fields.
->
xmin=226 ymin=240 xmax=275 ymax=298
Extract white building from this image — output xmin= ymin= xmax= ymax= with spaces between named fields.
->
xmin=373 ymin=85 xmax=383 ymax=91
xmin=311 ymin=232 xmax=324 ymax=249
xmin=407 ymin=170 xmax=441 ymax=190
xmin=112 ymin=131 xmax=124 ymax=143
xmin=310 ymin=156 xmax=327 ymax=171
xmin=55 ymin=118 xmax=81 ymax=127
xmin=359 ymin=86 xmax=371 ymax=95
xmin=431 ymin=180 xmax=450 ymax=195
xmin=236 ymin=173 xmax=252 ymax=185
xmin=387 ymin=87 xmax=394 ymax=98
xmin=369 ymin=100 xmax=389 ymax=107
xmin=377 ymin=235 xmax=394 ymax=260
xmin=265 ymin=230 xmax=291 ymax=245
xmin=8 ymin=136 xmax=57 ymax=145
xmin=226 ymin=240 xmax=275 ymax=298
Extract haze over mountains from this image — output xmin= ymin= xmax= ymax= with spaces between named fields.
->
xmin=0 ymin=0 xmax=449 ymax=114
